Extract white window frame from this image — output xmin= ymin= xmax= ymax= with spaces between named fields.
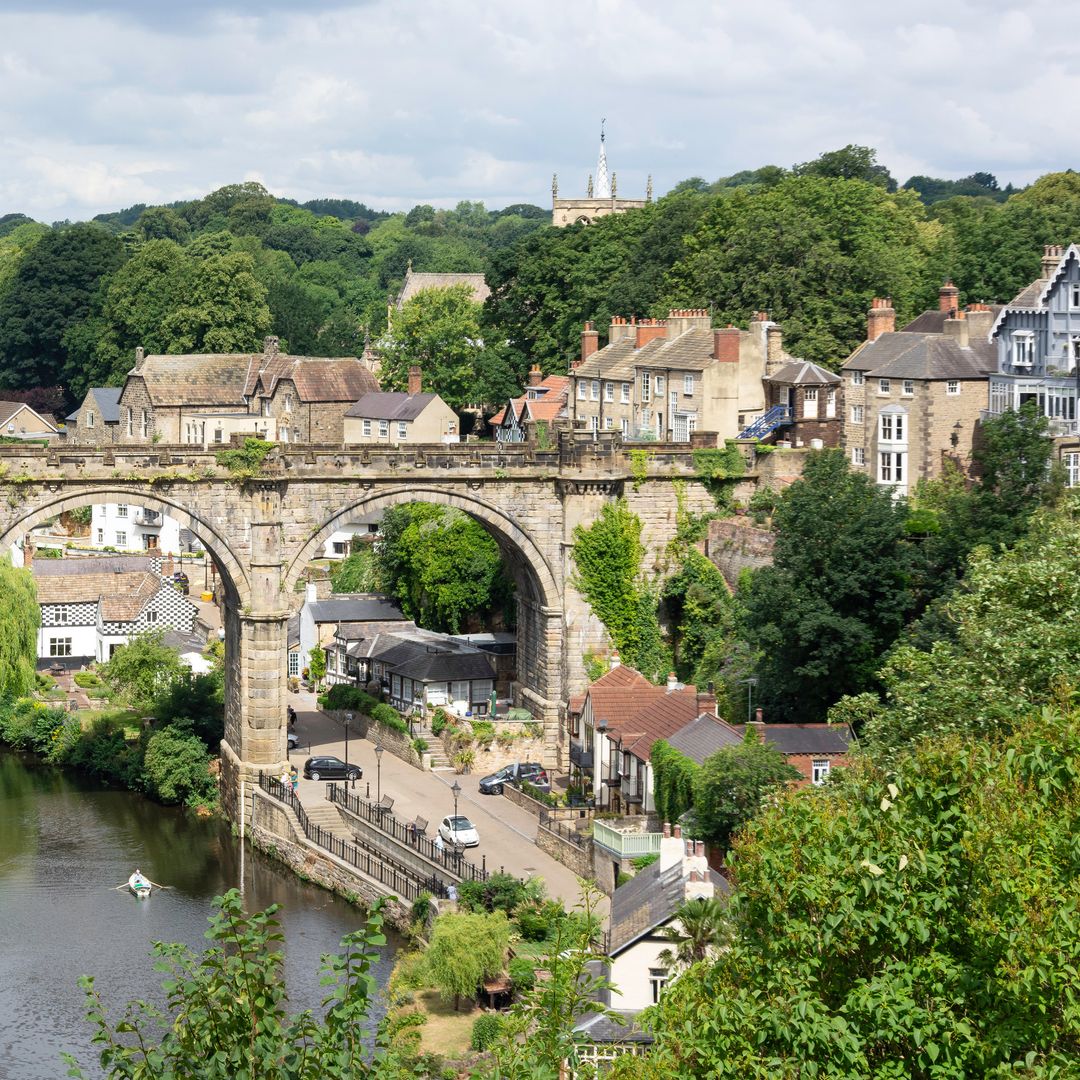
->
xmin=262 ymin=398 xmax=271 ymax=417
xmin=126 ymin=408 xmax=133 ymax=437
xmin=115 ymin=531 xmax=127 ymax=547
xmin=1071 ymin=283 xmax=1080 ymax=309
xmin=86 ymin=411 xmax=94 ymax=428
xmin=284 ymin=392 xmax=293 ymax=413
xmin=649 ymin=966 xmax=669 ymax=1004
xmin=880 ymin=413 xmax=905 ymax=442
xmin=655 ymin=376 xmax=665 ymax=396
xmin=590 ymin=380 xmax=600 ymax=401
xmin=851 ymin=405 xmax=864 ymax=424
xmin=362 ymin=419 xmax=371 ymax=437
xmin=589 ymin=415 xmax=599 ymax=433
xmin=641 ymin=373 xmax=652 ymax=403
xmin=1065 ymin=452 xmax=1080 ymax=488
xmin=683 ymin=374 xmax=695 ymax=396
xmin=946 ymin=380 xmax=960 ymax=396
xmin=826 ymin=388 xmax=836 ymax=417
xmin=1012 ymin=331 xmax=1035 ymax=368
xmin=902 ymin=380 xmax=914 ymax=396
xmin=851 ymin=447 xmax=865 ymax=466
xmin=577 ymin=380 xmax=587 ymax=401
xmin=96 ymin=528 xmax=104 ymax=544
xmin=49 ymin=637 xmax=72 ymax=658
xmin=141 ymin=410 xmax=149 ymax=438
xmin=620 ymin=382 xmax=630 ymax=404
xmin=116 ymin=504 xmax=128 ymax=518
xmin=397 ymin=421 xmax=408 ymax=440
xmin=213 ymin=428 xmax=223 ymax=444
xmin=604 ymin=416 xmax=613 ymax=430
xmin=878 ymin=379 xmax=890 ymax=396
xmin=145 ymin=609 xmax=158 ymax=625
xmin=851 ymin=371 xmax=865 ymax=386
xmin=878 ymin=451 xmax=905 ymax=484
xmin=288 ymin=651 xmax=300 ymax=677
xmin=55 ymin=604 xmax=70 ymax=625
xmin=379 ymin=419 xmax=389 ymax=438
xmin=812 ymin=759 xmax=831 ymax=785
xmin=604 ymin=382 xmax=614 ymax=402
xmin=620 ymin=418 xmax=629 ymax=436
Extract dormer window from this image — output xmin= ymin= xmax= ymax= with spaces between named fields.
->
xmin=1012 ymin=331 xmax=1035 ymax=368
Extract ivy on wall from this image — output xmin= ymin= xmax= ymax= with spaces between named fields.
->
xmin=651 ymin=739 xmax=700 ymax=827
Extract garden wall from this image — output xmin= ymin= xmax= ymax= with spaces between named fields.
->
xmin=323 ymin=708 xmax=420 ymax=768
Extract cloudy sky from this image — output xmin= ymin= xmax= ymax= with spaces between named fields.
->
xmin=1 ymin=0 xmax=1078 ymax=222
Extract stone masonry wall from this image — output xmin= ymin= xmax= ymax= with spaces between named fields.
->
xmin=705 ymin=518 xmax=776 ymax=589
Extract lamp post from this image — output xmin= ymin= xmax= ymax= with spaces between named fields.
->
xmin=596 ymin=719 xmax=607 ymax=811
xmin=450 ymin=780 xmax=462 ymax=864
xmin=739 ymin=678 xmax=758 ymax=724
xmin=375 ymin=743 xmax=384 ymax=803
xmin=344 ymin=712 xmax=352 ymax=775
xmin=951 ymin=420 xmax=962 ymax=449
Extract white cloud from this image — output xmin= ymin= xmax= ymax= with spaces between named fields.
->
xmin=1 ymin=0 xmax=1079 ymax=221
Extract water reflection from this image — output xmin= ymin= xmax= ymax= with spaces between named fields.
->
xmin=0 ymin=752 xmax=399 ymax=1080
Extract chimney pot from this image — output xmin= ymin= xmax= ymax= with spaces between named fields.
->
xmin=673 ymin=824 xmax=682 ymax=839
xmin=695 ymin=840 xmax=705 ymax=857
xmin=663 ymin=822 xmax=671 ymax=838
xmin=528 ymin=364 xmax=543 ymax=387
xmin=609 ymin=651 xmax=621 ymax=670
xmin=755 ymin=707 xmax=763 ymax=722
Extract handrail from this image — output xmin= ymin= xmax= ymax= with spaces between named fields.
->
xmin=539 ymin=807 xmax=591 ymax=850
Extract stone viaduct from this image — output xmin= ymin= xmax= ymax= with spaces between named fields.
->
xmin=0 ymin=437 xmax=719 ymax=820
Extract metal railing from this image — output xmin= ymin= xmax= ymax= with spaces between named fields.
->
xmin=539 ymin=808 xmax=591 ymax=850
xmin=327 ymin=783 xmax=497 ymax=884
xmin=257 ymin=774 xmax=446 ymax=900
xmin=592 ymin=820 xmax=663 ymax=858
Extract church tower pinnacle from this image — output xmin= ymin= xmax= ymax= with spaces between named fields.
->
xmin=595 ymin=119 xmax=611 ymax=199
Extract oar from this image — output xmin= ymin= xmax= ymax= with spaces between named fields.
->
xmin=111 ymin=883 xmax=130 ymax=890
xmin=145 ymin=879 xmax=171 ymax=890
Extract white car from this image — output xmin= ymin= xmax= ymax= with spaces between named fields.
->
xmin=439 ymin=815 xmax=480 ymax=848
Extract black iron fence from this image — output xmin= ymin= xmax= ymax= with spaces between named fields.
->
xmin=257 ymin=774 xmax=446 ymax=901
xmin=327 ymin=783 xmax=500 ymax=885
xmin=539 ymin=807 xmax=591 ymax=850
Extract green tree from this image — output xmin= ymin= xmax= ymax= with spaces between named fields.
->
xmin=136 ymin=205 xmax=191 ymax=243
xmin=424 ymin=910 xmax=509 ymax=1010
xmin=793 ymin=144 xmax=897 ymax=191
xmin=100 ymin=630 xmax=184 ymax=709
xmin=742 ymin=450 xmax=912 ymax=722
xmin=152 ymin=668 xmax=225 ymax=748
xmin=307 ymin=646 xmax=326 ymax=691
xmin=657 ymin=896 xmax=730 ymax=972
xmin=329 ymin=543 xmax=380 ymax=593
xmin=0 ymin=557 xmax=39 ymax=697
xmin=142 ymin=724 xmax=216 ymax=809
xmin=691 ymin=728 xmax=799 ymax=851
xmin=64 ymin=890 xmax=389 ymax=1079
xmin=638 ymin=710 xmax=1080 ymax=1077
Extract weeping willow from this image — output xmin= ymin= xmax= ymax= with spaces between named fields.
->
xmin=0 ymin=557 xmax=39 ymax=697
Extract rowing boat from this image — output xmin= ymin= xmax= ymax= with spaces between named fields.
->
xmin=128 ymin=870 xmax=152 ymax=899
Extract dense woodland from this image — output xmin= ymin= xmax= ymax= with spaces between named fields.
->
xmin=3 ymin=146 xmax=1080 ymax=411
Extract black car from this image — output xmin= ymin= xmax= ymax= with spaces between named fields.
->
xmin=478 ymin=761 xmax=550 ymax=795
xmin=302 ymin=755 xmax=361 ymax=782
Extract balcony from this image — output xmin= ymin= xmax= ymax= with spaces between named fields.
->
xmin=569 ymin=743 xmax=594 ymax=771
xmin=593 ymin=820 xmax=662 ymax=859
xmin=133 ymin=509 xmax=162 ymax=528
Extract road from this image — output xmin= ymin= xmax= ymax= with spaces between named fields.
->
xmin=286 ymin=691 xmax=593 ymax=910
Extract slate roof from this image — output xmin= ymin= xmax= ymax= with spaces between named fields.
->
xmin=68 ymin=387 xmax=123 ymax=424
xmin=345 ymin=392 xmax=441 ymax=421
xmin=730 ymin=722 xmax=853 ymax=755
xmin=666 ymin=713 xmax=743 ymax=764
xmin=573 ymin=338 xmax=642 ymax=380
xmin=842 ymin=332 xmax=995 ymax=379
xmin=901 ymin=307 xmax=1003 ymax=335
xmin=1009 ymin=277 xmax=1050 ymax=309
xmin=307 ymin=595 xmax=405 ymax=624
xmin=160 ymin=628 xmax=208 ymax=654
xmin=31 ymin=555 xmax=157 ymax=576
xmin=395 ymin=269 xmax=490 ymax=308
xmin=133 ymin=354 xmax=254 ymax=407
xmin=369 ymin=634 xmax=496 ymax=682
xmin=287 ymin=613 xmax=300 ymax=650
xmin=764 ymin=360 xmax=841 ymax=385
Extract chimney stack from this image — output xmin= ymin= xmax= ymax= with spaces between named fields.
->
xmin=1042 ymin=244 xmax=1065 ymax=279
xmin=673 ymin=824 xmax=682 ymax=839
xmin=765 ymin=324 xmax=784 ymax=372
xmin=23 ymin=541 xmax=33 ymax=569
xmin=527 ymin=364 xmax=543 ymax=387
xmin=635 ymin=318 xmax=669 ymax=350
xmin=867 ymin=298 xmax=896 ymax=342
xmin=666 ymin=671 xmax=679 ymax=692
xmin=408 ymin=365 xmax=422 ymax=396
xmin=754 ymin=707 xmax=763 ymax=722
xmin=943 ymin=307 xmax=969 ymax=347
xmin=134 ymin=346 xmax=145 ymax=371
xmin=713 ymin=326 xmax=740 ymax=363
xmin=609 ymin=651 xmax=621 ymax=670
xmin=663 ymin=822 xmax=671 ymax=838
xmin=263 ymin=335 xmax=280 ymax=358
xmin=580 ymin=321 xmax=599 ymax=365
xmin=939 ymin=280 xmax=960 ymax=316
xmin=696 ymin=690 xmax=718 ymax=717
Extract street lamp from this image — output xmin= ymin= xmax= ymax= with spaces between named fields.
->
xmin=739 ymin=678 xmax=758 ymax=724
xmin=344 ymin=712 xmax=353 ymax=775
xmin=375 ymin=743 xmax=384 ymax=802
xmin=450 ymin=780 xmax=462 ymax=864
xmin=951 ymin=420 xmax=962 ymax=449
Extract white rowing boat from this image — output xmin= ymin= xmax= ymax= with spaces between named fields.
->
xmin=128 ymin=870 xmax=152 ymax=899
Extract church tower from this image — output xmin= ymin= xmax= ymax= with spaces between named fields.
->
xmin=551 ymin=122 xmax=648 ymax=227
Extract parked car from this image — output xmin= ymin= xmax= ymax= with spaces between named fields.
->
xmin=439 ymin=815 xmax=480 ymax=848
xmin=302 ymin=756 xmax=361 ymax=782
xmin=478 ymin=761 xmax=550 ymax=795
xmin=287 ymin=731 xmax=299 ymax=751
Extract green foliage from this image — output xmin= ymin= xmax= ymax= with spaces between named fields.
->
xmin=640 ymin=711 xmax=1080 ymax=1077
xmin=663 ymin=547 xmax=735 ymax=689
xmin=375 ymin=502 xmax=513 ymax=634
xmin=628 ymin=448 xmax=651 ymax=490
xmin=630 ymin=851 xmax=659 ymax=871
xmin=693 ymin=442 xmax=745 ymax=508
xmin=64 ymin=890 xmax=390 ymax=1079
xmin=307 ymin=646 xmax=327 ymax=690
xmin=72 ymin=671 xmax=101 ymax=688
xmin=742 ymin=449 xmax=912 ymax=722
xmin=430 ymin=708 xmax=454 ymax=736
xmin=370 ymin=702 xmax=408 ymax=735
xmin=656 ymin=895 xmax=730 ymax=972
xmin=0 ymin=557 xmax=39 ymax=698
xmin=142 ymin=724 xmax=217 ymax=810
xmin=214 ymin=437 xmax=274 ymax=479
xmin=507 ymin=956 xmax=537 ymax=994
xmin=329 ymin=544 xmax=380 ymax=593
xmin=471 ymin=1012 xmax=504 ymax=1051
xmin=582 ymin=652 xmax=607 ymax=682
xmin=454 ymin=872 xmax=530 ymax=916
xmin=100 ymin=630 xmax=184 ymax=709
xmin=651 ymin=739 xmax=701 ymax=831
xmin=469 ymin=719 xmax=495 ymax=746
xmin=320 ymin=683 xmax=381 ymax=714
xmin=423 ymin=911 xmax=509 ymax=1010
xmin=411 ymin=737 xmax=428 ymax=755
xmin=152 ymin=669 xmax=225 ymax=748
xmin=691 ymin=728 xmax=800 ymax=851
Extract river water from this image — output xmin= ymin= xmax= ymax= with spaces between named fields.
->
xmin=0 ymin=751 xmax=400 ymax=1080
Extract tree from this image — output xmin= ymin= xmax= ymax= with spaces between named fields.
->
xmin=793 ymin=144 xmax=897 ymax=191
xmin=657 ymin=896 xmax=730 ymax=972
xmin=0 ymin=557 xmax=39 ymax=697
xmin=423 ymin=910 xmax=509 ymax=1010
xmin=64 ymin=890 xmax=390 ymax=1079
xmin=142 ymin=724 xmax=216 ymax=809
xmin=741 ymin=450 xmax=912 ymax=722
xmin=100 ymin=630 xmax=184 ymax=708
xmin=329 ymin=543 xmax=380 ymax=593
xmin=691 ymin=728 xmax=799 ymax=851
xmin=307 ymin=646 xmax=326 ymax=691
xmin=152 ymin=668 xmax=225 ymax=748
xmin=637 ymin=710 xmax=1080 ymax=1077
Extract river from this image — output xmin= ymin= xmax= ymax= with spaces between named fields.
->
xmin=0 ymin=751 xmax=400 ymax=1080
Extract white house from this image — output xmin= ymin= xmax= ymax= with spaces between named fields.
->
xmin=90 ymin=502 xmax=182 ymax=554
xmin=319 ymin=511 xmax=381 ymax=560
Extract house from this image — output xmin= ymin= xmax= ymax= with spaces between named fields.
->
xmin=160 ymin=628 xmax=214 ymax=675
xmin=841 ymin=289 xmax=998 ymax=494
xmin=0 ymin=400 xmax=60 ymax=442
xmin=343 ymin=368 xmax=459 ymax=444
xmin=568 ymin=310 xmax=785 ymax=442
xmin=297 ymin=585 xmax=408 ymax=661
xmin=666 ymin=711 xmax=853 ymax=787
xmin=66 ymin=387 xmax=122 ymax=445
xmin=566 ymin=662 xmax=713 ymax=815
xmin=573 ymin=825 xmax=728 ymax=1072
xmin=760 ymin=360 xmax=842 ymax=448
xmin=320 ymin=511 xmax=381 ymax=560
xmin=490 ymin=366 xmax=569 ymax=443
xmin=32 ymin=555 xmax=198 ymax=667
xmin=90 ymin=501 xmax=182 ymax=554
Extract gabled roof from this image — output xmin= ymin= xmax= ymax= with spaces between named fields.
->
xmin=666 ymin=713 xmax=743 ymax=764
xmin=68 ymin=387 xmax=123 ymax=424
xmin=345 ymin=391 xmax=442 ymax=421
xmin=369 ymin=634 xmax=495 ymax=682
xmin=0 ymin=401 xmax=59 ymax=433
xmin=989 ymin=244 xmax=1080 ymax=338
xmin=33 ymin=563 xmax=163 ymax=621
xmin=490 ymin=375 xmax=569 ymax=427
xmin=842 ymin=332 xmax=994 ymax=379
xmin=764 ymin=360 xmax=840 ymax=386
xmin=256 ymin=356 xmax=377 ymax=403
xmin=395 ymin=269 xmax=490 ymax=308
xmin=307 ymin=595 xmax=405 ymax=624
xmin=730 ymin=722 xmax=852 ymax=755
xmin=130 ymin=354 xmax=254 ymax=408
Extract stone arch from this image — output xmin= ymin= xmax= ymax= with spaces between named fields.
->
xmin=0 ymin=487 xmax=251 ymax=605
xmin=283 ymin=485 xmax=561 ymax=611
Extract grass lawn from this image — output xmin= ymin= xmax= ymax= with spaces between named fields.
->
xmin=412 ymin=989 xmax=478 ymax=1057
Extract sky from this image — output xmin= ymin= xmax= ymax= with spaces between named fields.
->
xmin=2 ymin=0 xmax=1080 ymax=222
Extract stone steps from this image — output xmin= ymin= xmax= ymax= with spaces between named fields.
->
xmin=301 ymin=801 xmax=352 ymax=838
xmin=415 ymin=729 xmax=453 ymax=769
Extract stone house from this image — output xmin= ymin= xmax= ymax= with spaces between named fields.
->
xmin=569 ymin=310 xmax=789 ymax=442
xmin=761 ymin=360 xmax=842 ymax=448
xmin=32 ymin=555 xmax=198 ymax=667
xmin=65 ymin=388 xmax=122 ymax=446
xmin=489 ymin=367 xmax=569 ymax=443
xmin=90 ymin=501 xmax=182 ymax=554
xmin=297 ymin=585 xmax=408 ymax=660
xmin=841 ymin=290 xmax=998 ymax=495
xmin=343 ymin=369 xmax=459 ymax=444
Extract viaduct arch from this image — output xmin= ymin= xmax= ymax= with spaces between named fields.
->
xmin=0 ymin=441 xmax=715 ymax=819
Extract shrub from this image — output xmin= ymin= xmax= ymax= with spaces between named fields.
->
xmin=469 ymin=719 xmax=495 ymax=746
xmin=455 ymin=872 xmax=529 ymax=916
xmin=471 ymin=1012 xmax=504 ymax=1052
xmin=431 ymin=708 xmax=452 ymax=735
xmin=320 ymin=683 xmax=380 ymax=714
xmin=73 ymin=671 xmax=102 ymax=688
xmin=142 ymin=724 xmax=217 ymax=810
xmin=452 ymin=748 xmax=475 ymax=773
xmin=615 ymin=871 xmax=633 ymax=888
xmin=34 ymin=673 xmax=55 ymax=693
xmin=371 ymin=702 xmax=408 ymax=734
xmin=516 ymin=907 xmax=551 ymax=942
xmin=412 ymin=737 xmax=429 ymax=754
xmin=631 ymin=852 xmax=659 ymax=872
xmin=508 ymin=956 xmax=536 ymax=994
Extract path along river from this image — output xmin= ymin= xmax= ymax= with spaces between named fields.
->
xmin=0 ymin=751 xmax=399 ymax=1080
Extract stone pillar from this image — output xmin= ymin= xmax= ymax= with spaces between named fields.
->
xmin=516 ymin=595 xmax=564 ymax=767
xmin=220 ymin=482 xmax=290 ymax=823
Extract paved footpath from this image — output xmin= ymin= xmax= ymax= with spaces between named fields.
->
xmin=285 ymin=692 xmax=594 ymax=911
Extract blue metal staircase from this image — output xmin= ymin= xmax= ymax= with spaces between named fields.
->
xmin=738 ymin=405 xmax=793 ymax=441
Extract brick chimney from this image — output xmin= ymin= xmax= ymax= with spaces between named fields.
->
xmin=965 ymin=302 xmax=995 ymax=343
xmin=1042 ymin=244 xmax=1065 ymax=279
xmin=696 ymin=690 xmax=718 ymax=716
xmin=943 ymin=307 xmax=969 ymax=347
xmin=867 ymin=298 xmax=896 ymax=342
xmin=939 ymin=280 xmax=959 ymax=315
xmin=580 ymin=321 xmax=599 ymax=366
xmin=713 ymin=326 xmax=740 ymax=363
xmin=23 ymin=540 xmax=32 ymax=569
xmin=408 ymin=365 xmax=422 ymax=396
xmin=608 ymin=316 xmax=634 ymax=344
xmin=635 ymin=318 xmax=669 ymax=350
xmin=527 ymin=364 xmax=543 ymax=387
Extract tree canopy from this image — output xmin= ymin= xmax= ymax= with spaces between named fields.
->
xmin=0 ymin=557 xmax=39 ymax=698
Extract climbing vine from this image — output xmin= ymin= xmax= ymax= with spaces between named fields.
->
xmin=214 ymin=437 xmax=274 ymax=480
xmin=693 ymin=440 xmax=746 ymax=510
xmin=629 ymin=448 xmax=651 ymax=491
xmin=651 ymin=740 xmax=700 ymax=827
